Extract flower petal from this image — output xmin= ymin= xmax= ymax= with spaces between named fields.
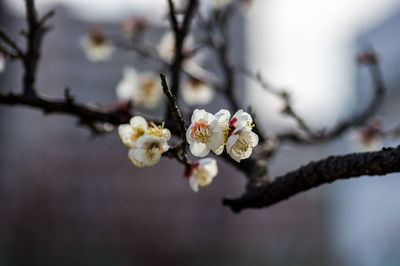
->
xmin=130 ymin=116 xmax=148 ymax=130
xmin=118 ymin=124 xmax=134 ymax=147
xmin=189 ymin=176 xmax=199 ymax=192
xmin=190 ymin=142 xmax=210 ymax=157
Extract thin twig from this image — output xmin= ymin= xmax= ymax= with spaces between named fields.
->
xmin=160 ymin=74 xmax=189 ymax=165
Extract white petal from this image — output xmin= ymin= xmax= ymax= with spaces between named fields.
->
xmin=190 ymin=142 xmax=210 ymax=157
xmin=215 ymin=109 xmax=231 ymax=123
xmin=128 ymin=148 xmax=145 ymax=167
xmin=228 ymin=149 xmax=242 ymax=163
xmin=191 ymin=109 xmax=208 ymax=123
xmin=189 ymin=176 xmax=199 ymax=192
xmin=162 ymin=128 xmax=171 ymax=141
xmin=250 ymin=131 xmax=259 ymax=147
xmin=186 ymin=125 xmax=195 ymax=142
xmin=200 ymin=158 xmax=218 ymax=177
xmin=116 ymin=67 xmax=139 ymax=100
xmin=232 ymin=109 xmax=252 ymax=127
xmin=226 ymin=134 xmax=239 ymax=153
xmin=118 ymin=124 xmax=134 ymax=147
xmin=207 ymin=126 xmax=223 ymax=150
xmin=212 ymin=144 xmax=224 ymax=155
xmin=130 ymin=116 xmax=148 ymax=130
xmin=131 ymin=147 xmax=148 ymax=162
xmin=160 ymin=140 xmax=170 ymax=153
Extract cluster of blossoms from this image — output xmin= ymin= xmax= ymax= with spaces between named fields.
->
xmin=118 ymin=109 xmax=258 ymax=192
xmin=187 ymin=109 xmax=259 ymax=162
xmin=118 ymin=116 xmax=170 ymax=167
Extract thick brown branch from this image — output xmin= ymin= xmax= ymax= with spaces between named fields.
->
xmin=223 ymin=145 xmax=400 ymax=212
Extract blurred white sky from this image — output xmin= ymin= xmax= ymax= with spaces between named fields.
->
xmin=246 ymin=0 xmax=400 ymax=132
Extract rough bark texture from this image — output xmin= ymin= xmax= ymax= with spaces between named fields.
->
xmin=223 ymin=146 xmax=400 ymax=212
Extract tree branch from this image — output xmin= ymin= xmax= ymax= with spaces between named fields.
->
xmin=166 ymin=0 xmax=198 ymax=120
xmin=223 ymin=145 xmax=400 ymax=212
xmin=160 ymin=73 xmax=189 ymax=165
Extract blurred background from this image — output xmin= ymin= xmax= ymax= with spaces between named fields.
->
xmin=1 ymin=0 xmax=400 ymax=265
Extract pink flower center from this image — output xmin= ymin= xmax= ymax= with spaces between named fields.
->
xmin=228 ymin=117 xmax=238 ymax=137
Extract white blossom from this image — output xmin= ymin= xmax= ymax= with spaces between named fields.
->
xmin=119 ymin=116 xmax=170 ymax=167
xmin=115 ymin=66 xmax=163 ymax=109
xmin=81 ymin=27 xmax=114 ymax=62
xmin=182 ymin=78 xmax=215 ymax=106
xmin=0 ymin=52 xmax=5 ymax=73
xmin=128 ymin=134 xmax=169 ymax=167
xmin=118 ymin=116 xmax=148 ymax=148
xmin=227 ymin=126 xmax=259 ymax=162
xmin=226 ymin=110 xmax=258 ymax=162
xmin=157 ymin=31 xmax=193 ymax=63
xmin=186 ymin=158 xmax=218 ymax=192
xmin=116 ymin=66 xmax=139 ymax=101
xmin=186 ymin=109 xmax=225 ymax=157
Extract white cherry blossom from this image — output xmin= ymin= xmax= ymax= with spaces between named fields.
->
xmin=115 ymin=67 xmax=163 ymax=109
xmin=182 ymin=78 xmax=215 ymax=106
xmin=186 ymin=109 xmax=224 ymax=157
xmin=185 ymin=158 xmax=218 ymax=192
xmin=118 ymin=116 xmax=148 ymax=148
xmin=222 ymin=109 xmax=259 ymax=162
xmin=116 ymin=66 xmax=139 ymax=101
xmin=81 ymin=26 xmax=113 ymax=62
xmin=227 ymin=126 xmax=259 ymax=162
xmin=128 ymin=134 xmax=169 ymax=167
